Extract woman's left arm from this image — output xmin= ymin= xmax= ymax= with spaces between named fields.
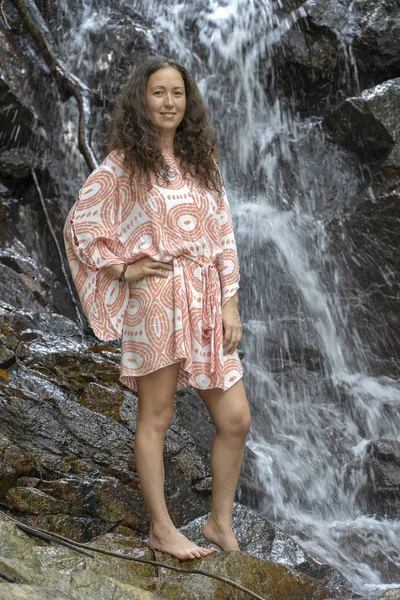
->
xmin=215 ymin=171 xmax=242 ymax=355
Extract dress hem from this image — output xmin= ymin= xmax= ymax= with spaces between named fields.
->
xmin=120 ymin=359 xmax=244 ymax=394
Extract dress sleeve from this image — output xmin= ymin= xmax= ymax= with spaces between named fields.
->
xmin=215 ymin=171 xmax=241 ymax=307
xmin=63 ymin=164 xmax=133 ymax=341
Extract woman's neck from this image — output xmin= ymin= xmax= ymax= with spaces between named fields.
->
xmin=160 ymin=135 xmax=175 ymax=156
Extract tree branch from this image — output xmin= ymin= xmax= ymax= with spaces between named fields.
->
xmin=31 ymin=167 xmax=86 ymax=332
xmin=0 ymin=0 xmax=12 ymax=28
xmin=14 ymin=0 xmax=109 ymax=171
xmin=0 ymin=508 xmax=269 ymax=600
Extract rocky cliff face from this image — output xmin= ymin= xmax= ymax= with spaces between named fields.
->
xmin=275 ymin=0 xmax=400 ymax=373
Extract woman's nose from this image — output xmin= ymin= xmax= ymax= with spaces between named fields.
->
xmin=163 ymin=95 xmax=174 ymax=107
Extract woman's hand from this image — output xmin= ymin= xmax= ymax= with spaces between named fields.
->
xmin=221 ymin=294 xmax=242 ymax=355
xmin=125 ymin=257 xmax=173 ymax=283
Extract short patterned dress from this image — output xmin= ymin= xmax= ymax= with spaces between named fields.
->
xmin=63 ymin=149 xmax=243 ymax=392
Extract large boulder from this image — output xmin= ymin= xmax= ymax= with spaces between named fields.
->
xmin=278 ymin=0 xmax=400 ymax=113
xmin=360 ymin=439 xmax=400 ymax=519
xmin=323 ymin=78 xmax=400 ymax=170
xmin=0 ymin=299 xmax=360 ymax=591
xmin=0 ymin=300 xmax=218 ymax=539
xmin=378 ymin=590 xmax=400 ymax=600
xmin=179 ymin=502 xmax=355 ymax=591
xmin=321 ymin=79 xmax=400 ymax=372
xmin=0 ymin=511 xmax=359 ymax=600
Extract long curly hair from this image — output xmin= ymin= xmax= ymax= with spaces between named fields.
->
xmin=107 ymin=55 xmax=223 ymax=197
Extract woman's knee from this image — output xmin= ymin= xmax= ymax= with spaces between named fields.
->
xmin=219 ymin=406 xmax=251 ymax=438
xmin=135 ymin=362 xmax=180 ymax=434
xmin=137 ymin=400 xmax=174 ymax=435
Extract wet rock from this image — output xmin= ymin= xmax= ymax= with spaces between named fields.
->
xmin=0 ymin=436 xmax=36 ymax=499
xmin=362 ymin=439 xmax=400 ymax=519
xmin=327 ymin=519 xmax=400 ymax=585
xmin=0 ymin=586 xmax=75 ymax=599
xmin=0 ymin=512 xmax=157 ymax=598
xmin=352 ymin=0 xmax=400 ymax=87
xmin=0 ymin=182 xmax=69 ymax=318
xmin=0 ymin=511 xmax=358 ymax=600
xmin=25 ymin=348 xmax=122 ymax=390
xmin=378 ymin=590 xmax=400 ymax=600
xmin=0 ymin=148 xmax=47 ymax=183
xmin=278 ymin=0 xmax=400 ymax=113
xmin=0 ymin=264 xmax=48 ymax=313
xmin=336 ymin=170 xmax=400 ymax=368
xmin=0 ymin=78 xmax=48 ymax=159
xmin=179 ymin=502 xmax=354 ymax=591
xmin=0 ymin=343 xmax=15 ymax=368
xmin=147 ymin=550 xmax=358 ymax=599
xmin=0 ymin=318 xmax=213 ymax=541
xmin=78 ymin=382 xmax=126 ymax=420
xmin=323 ymin=78 xmax=400 ymax=169
xmin=320 ymin=77 xmax=400 ymax=371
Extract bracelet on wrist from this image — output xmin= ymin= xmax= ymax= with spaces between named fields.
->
xmin=118 ymin=263 xmax=128 ymax=283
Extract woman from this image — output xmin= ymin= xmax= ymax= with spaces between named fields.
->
xmin=63 ymin=56 xmax=251 ymax=561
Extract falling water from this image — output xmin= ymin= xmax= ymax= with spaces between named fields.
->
xmin=57 ymin=1 xmax=400 ymax=597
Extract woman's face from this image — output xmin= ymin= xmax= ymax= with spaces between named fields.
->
xmin=146 ymin=67 xmax=186 ymax=134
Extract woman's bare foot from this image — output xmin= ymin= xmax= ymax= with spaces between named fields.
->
xmin=149 ymin=523 xmax=216 ymax=560
xmin=202 ymin=517 xmax=240 ymax=551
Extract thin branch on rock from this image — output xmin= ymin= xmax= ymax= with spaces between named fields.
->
xmin=0 ymin=0 xmax=11 ymax=28
xmin=0 ymin=509 xmax=269 ymax=600
xmin=0 ymin=569 xmax=21 ymax=583
xmin=31 ymin=167 xmax=86 ymax=332
xmin=14 ymin=0 xmax=109 ymax=171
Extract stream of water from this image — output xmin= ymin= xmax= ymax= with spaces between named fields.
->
xmin=57 ymin=1 xmax=400 ymax=597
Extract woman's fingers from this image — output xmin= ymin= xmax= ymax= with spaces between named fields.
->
xmin=223 ymin=327 xmax=239 ymax=354
xmin=126 ymin=258 xmax=173 ymax=283
xmin=146 ymin=268 xmax=170 ymax=278
xmin=223 ymin=323 xmax=242 ymax=354
xmin=149 ymin=260 xmax=173 ymax=270
xmin=146 ymin=260 xmax=173 ymax=277
xmin=223 ymin=324 xmax=232 ymax=354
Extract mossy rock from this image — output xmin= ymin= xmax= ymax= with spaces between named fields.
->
xmin=0 ymin=585 xmax=75 ymax=599
xmin=0 ymin=512 xmax=359 ymax=600
xmin=378 ymin=590 xmax=400 ymax=600
xmin=145 ymin=549 xmax=359 ymax=600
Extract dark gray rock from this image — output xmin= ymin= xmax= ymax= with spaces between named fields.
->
xmin=319 ymin=78 xmax=400 ymax=372
xmin=0 ymin=311 xmax=214 ymax=540
xmin=0 ymin=78 xmax=48 ymax=157
xmin=0 ymin=148 xmax=47 ymax=182
xmin=323 ymin=78 xmax=400 ymax=168
xmin=362 ymin=439 xmax=400 ymax=519
xmin=278 ymin=0 xmax=400 ymax=113
xmin=178 ymin=502 xmax=354 ymax=591
xmin=352 ymin=0 xmax=400 ymax=86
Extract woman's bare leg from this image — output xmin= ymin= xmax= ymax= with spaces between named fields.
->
xmin=195 ymin=377 xmax=251 ymax=550
xmin=134 ymin=362 xmax=215 ymax=560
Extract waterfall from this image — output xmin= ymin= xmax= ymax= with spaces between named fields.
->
xmin=58 ymin=1 xmax=400 ymax=596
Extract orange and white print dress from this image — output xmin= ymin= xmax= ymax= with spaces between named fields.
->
xmin=63 ymin=150 xmax=243 ymax=392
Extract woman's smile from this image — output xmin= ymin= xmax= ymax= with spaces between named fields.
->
xmin=146 ymin=67 xmax=186 ymax=137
